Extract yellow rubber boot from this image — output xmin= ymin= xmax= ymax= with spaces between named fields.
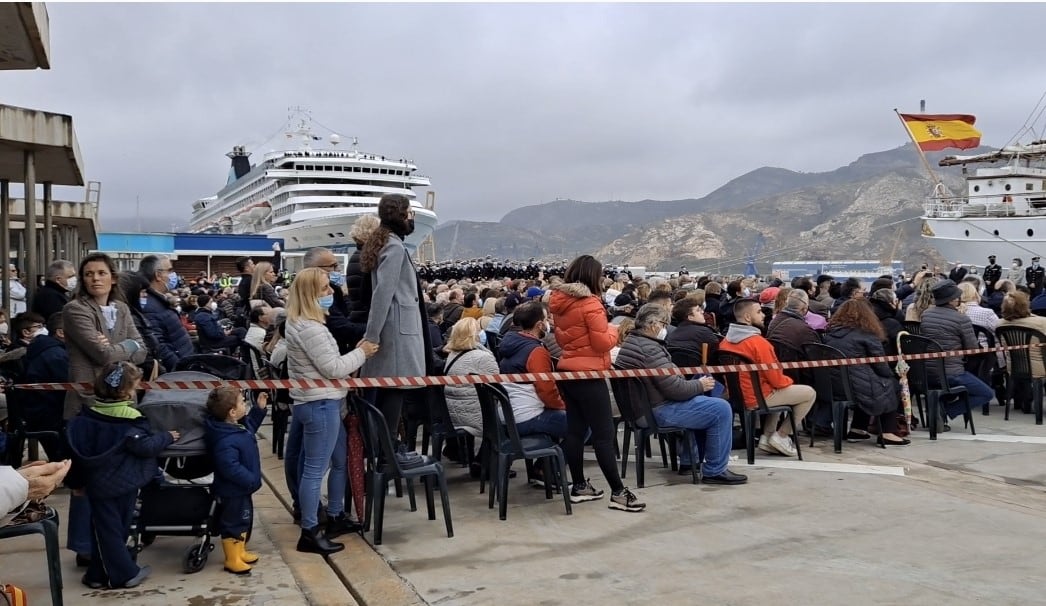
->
xmin=239 ymin=532 xmax=259 ymax=564
xmin=221 ymin=538 xmax=252 ymax=575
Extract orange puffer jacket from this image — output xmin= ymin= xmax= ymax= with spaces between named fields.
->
xmin=549 ymin=282 xmax=618 ymax=371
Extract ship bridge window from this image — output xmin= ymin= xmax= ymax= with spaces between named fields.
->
xmin=1027 ymin=183 xmax=1034 ymax=191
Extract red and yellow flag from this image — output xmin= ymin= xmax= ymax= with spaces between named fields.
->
xmin=899 ymin=113 xmax=982 ymax=151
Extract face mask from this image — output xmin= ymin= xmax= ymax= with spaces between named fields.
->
xmin=657 ymin=327 xmax=668 ymax=340
xmin=0 ymin=322 xmax=7 ymax=335
xmin=167 ymin=273 xmax=178 ymax=291
xmin=209 ymin=301 xmax=218 ymax=311
xmin=66 ymin=277 xmax=78 ymax=291
xmin=544 ymin=321 xmax=551 ymax=335
xmin=33 ymin=327 xmax=49 ymax=338
xmin=743 ymin=288 xmax=751 ymax=298
xmin=176 ymin=305 xmax=182 ymax=313
xmin=1013 ymin=264 xmax=1019 ymax=269
xmin=329 ymin=271 xmax=345 ymax=287
xmin=139 ymin=296 xmax=148 ymax=309
xmin=317 ymin=294 xmax=334 ymax=310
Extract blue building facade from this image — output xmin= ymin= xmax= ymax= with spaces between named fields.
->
xmin=95 ymin=232 xmax=285 ymax=273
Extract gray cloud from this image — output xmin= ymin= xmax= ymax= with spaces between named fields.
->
xmin=4 ymin=3 xmax=1045 ymax=229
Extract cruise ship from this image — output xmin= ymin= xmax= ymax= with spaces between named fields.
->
xmin=189 ymin=109 xmax=437 ymax=252
xmin=922 ymin=142 xmax=1046 ymax=263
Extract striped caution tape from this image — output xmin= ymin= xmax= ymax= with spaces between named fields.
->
xmin=14 ymin=342 xmax=1029 ymax=392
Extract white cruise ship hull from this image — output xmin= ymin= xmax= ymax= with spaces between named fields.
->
xmin=265 ymin=206 xmax=437 ymax=252
xmin=922 ymin=216 xmax=1046 ymax=264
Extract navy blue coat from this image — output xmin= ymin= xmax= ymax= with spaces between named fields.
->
xmin=22 ymin=334 xmax=68 ymax=414
xmin=193 ymin=309 xmax=225 ymax=342
xmin=66 ymin=405 xmax=174 ymax=498
xmin=141 ymin=289 xmax=194 ymax=371
xmin=204 ymin=405 xmax=267 ymax=498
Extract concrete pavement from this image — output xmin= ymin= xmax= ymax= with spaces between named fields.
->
xmin=3 ymin=404 xmax=1045 ymax=605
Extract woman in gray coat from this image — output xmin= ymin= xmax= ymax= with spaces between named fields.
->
xmin=359 ymin=194 xmax=426 ymax=434
xmin=61 ymin=252 xmax=148 ymax=568
xmin=823 ymin=300 xmax=910 ymax=446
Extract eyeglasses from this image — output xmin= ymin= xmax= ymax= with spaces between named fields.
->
xmin=320 ymin=262 xmax=340 ymax=271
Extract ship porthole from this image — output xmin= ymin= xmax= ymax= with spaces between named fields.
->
xmin=1029 ymin=229 xmax=1035 ymax=237
xmin=994 ymin=230 xmax=1000 ymax=236
xmin=1005 ymin=184 xmax=1012 ymax=191
xmin=974 ymin=185 xmax=980 ymax=192
xmin=964 ymin=229 xmax=970 ymax=237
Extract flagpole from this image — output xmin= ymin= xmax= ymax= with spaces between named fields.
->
xmin=894 ymin=108 xmax=942 ymax=188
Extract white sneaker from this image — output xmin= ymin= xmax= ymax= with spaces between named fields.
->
xmin=768 ymin=433 xmax=797 ymax=457
xmin=757 ymin=435 xmax=777 ymax=454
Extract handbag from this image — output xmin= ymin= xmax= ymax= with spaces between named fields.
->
xmin=0 ymin=583 xmax=27 ymax=606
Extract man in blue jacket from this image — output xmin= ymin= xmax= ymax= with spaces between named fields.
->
xmin=193 ymin=295 xmax=245 ymax=353
xmin=138 ymin=255 xmax=194 ymax=370
xmin=20 ymin=311 xmax=69 ymax=462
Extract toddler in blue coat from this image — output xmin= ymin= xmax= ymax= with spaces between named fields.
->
xmin=204 ymin=386 xmax=267 ymax=574
xmin=66 ymin=361 xmax=179 ymax=590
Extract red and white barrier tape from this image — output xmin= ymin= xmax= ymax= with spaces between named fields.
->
xmin=14 ymin=342 xmax=1028 ymax=392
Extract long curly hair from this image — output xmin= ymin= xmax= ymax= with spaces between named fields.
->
xmin=361 ymin=194 xmax=411 ymax=272
xmin=908 ymin=275 xmax=939 ymax=320
xmin=829 ymin=299 xmax=885 ymax=341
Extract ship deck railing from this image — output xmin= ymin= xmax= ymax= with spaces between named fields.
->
xmin=922 ymin=196 xmax=1044 ymax=219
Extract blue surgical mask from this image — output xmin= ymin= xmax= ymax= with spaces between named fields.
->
xmin=329 ymin=271 xmax=345 ymax=287
xmin=139 ymin=296 xmax=148 ymax=309
xmin=167 ymin=273 xmax=178 ymax=291
xmin=317 ymin=294 xmax=334 ymax=310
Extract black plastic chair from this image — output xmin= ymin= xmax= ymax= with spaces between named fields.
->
xmin=898 ymin=334 xmax=974 ymax=439
xmin=968 ymin=325 xmax=1000 ymax=415
xmin=359 ymin=400 xmax=453 ymax=545
xmin=668 ymin=346 xmax=704 ymax=379
xmin=429 ymin=385 xmax=476 ymax=468
xmin=608 ymin=372 xmax=700 ymax=486
xmin=3 ymin=386 xmax=63 ymax=468
xmin=903 ymin=321 xmax=922 ymax=335
xmin=995 ymin=325 xmax=1046 ymax=425
xmin=769 ymin=338 xmax=806 ymax=384
xmin=474 ymin=383 xmax=572 ymax=520
xmin=803 ymin=343 xmax=883 ymax=453
xmin=717 ymin=351 xmax=804 ymax=464
xmin=0 ymin=508 xmax=63 ymax=606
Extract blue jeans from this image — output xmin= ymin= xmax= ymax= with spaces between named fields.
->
xmin=944 ymin=372 xmax=995 ymax=418
xmin=651 ymin=395 xmax=733 ymax=476
xmin=516 ymin=409 xmax=568 ymax=440
xmin=293 ymin=399 xmax=346 ymax=529
xmin=284 ymin=409 xmax=346 ymax=516
xmin=67 ymin=492 xmax=93 ymax=556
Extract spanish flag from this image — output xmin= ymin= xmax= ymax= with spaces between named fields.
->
xmin=899 ymin=113 xmax=982 ymax=151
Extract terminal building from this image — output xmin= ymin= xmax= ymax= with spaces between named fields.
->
xmin=771 ymin=260 xmax=905 ymax=284
xmin=95 ymin=233 xmax=287 ymax=276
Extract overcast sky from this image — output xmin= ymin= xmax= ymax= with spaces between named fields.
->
xmin=5 ymin=2 xmax=1046 ymax=231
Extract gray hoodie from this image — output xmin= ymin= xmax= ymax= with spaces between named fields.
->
xmin=724 ymin=323 xmax=761 ymax=344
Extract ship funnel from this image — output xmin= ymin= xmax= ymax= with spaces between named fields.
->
xmin=226 ymin=145 xmax=252 ymax=184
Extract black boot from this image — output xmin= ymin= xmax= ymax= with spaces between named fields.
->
xmin=325 ymin=513 xmax=363 ymax=538
xmin=296 ymin=526 xmax=345 ymax=555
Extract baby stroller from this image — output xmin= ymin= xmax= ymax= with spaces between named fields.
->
xmin=129 ymin=371 xmax=220 ymax=573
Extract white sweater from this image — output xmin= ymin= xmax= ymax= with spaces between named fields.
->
xmin=0 ymin=466 xmax=28 ymax=526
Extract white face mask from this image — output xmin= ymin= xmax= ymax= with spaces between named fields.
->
xmin=544 ymin=321 xmax=551 ymax=335
xmin=657 ymin=327 xmax=668 ymax=340
xmin=66 ymin=277 xmax=78 ymax=291
xmin=742 ymin=288 xmax=751 ymax=298
xmin=209 ymin=301 xmax=218 ymax=311
xmin=0 ymin=322 xmax=7 ymax=335
xmin=33 ymin=327 xmax=48 ymax=338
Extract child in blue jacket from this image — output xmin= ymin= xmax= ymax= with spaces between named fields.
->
xmin=204 ymin=386 xmax=267 ymax=574
xmin=66 ymin=361 xmax=178 ymax=590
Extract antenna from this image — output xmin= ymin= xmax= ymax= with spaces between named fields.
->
xmin=920 ymin=99 xmax=926 ymax=113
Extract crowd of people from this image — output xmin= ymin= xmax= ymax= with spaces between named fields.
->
xmin=1 ymin=195 xmax=1041 ymax=590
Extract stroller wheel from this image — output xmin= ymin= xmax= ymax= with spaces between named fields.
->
xmin=183 ymin=543 xmax=209 ymax=574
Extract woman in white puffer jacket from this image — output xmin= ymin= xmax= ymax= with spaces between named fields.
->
xmin=443 ymin=318 xmax=498 ymax=437
xmin=284 ymin=268 xmax=378 ymax=556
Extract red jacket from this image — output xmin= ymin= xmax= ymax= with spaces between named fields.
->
xmin=549 ymin=282 xmax=617 ymax=372
xmin=718 ymin=325 xmax=793 ymax=410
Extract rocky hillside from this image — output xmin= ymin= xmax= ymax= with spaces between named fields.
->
xmin=436 ymin=144 xmax=987 ymax=271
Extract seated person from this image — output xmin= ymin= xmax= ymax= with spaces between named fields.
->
xmin=497 ymin=302 xmax=567 ymax=440
xmin=616 ymin=304 xmax=746 ymax=485
xmin=666 ymin=298 xmax=719 ymax=363
xmin=194 ymin=295 xmax=247 ymax=352
xmin=244 ymin=305 xmax=274 ymax=351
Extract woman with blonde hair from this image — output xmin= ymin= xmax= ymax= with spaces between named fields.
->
xmin=443 ymin=317 xmax=499 ymax=438
xmin=346 ymin=214 xmax=381 ymax=325
xmin=249 ymin=261 xmax=284 ymax=308
xmin=478 ymin=296 xmax=498 ymax=330
xmin=905 ymin=275 xmax=939 ymax=322
xmin=958 ymin=281 xmax=998 ymax=348
xmin=284 ymin=267 xmax=378 ymax=555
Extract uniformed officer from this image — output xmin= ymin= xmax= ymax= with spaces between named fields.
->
xmin=1027 ymin=256 xmax=1045 ymax=298
xmin=982 ymin=255 xmax=1002 ymax=295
